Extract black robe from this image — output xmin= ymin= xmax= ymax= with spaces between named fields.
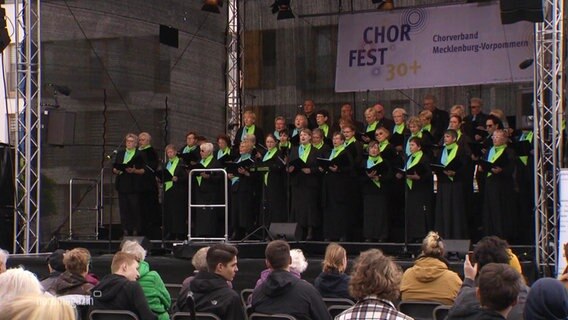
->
xmin=434 ymin=145 xmax=469 ymax=239
xmin=193 ymin=159 xmax=224 ymax=237
xmin=360 ymin=156 xmax=392 ymax=241
xmin=403 ymin=153 xmax=433 ymax=241
xmin=288 ymin=145 xmax=320 ymax=229
xmin=261 ymin=152 xmax=288 ymax=223
xmin=161 ymin=158 xmax=188 ymax=236
xmin=482 ymin=146 xmax=517 ymax=240
xmin=114 ymin=149 xmax=143 ymax=233
xmin=138 ymin=146 xmax=161 ymax=238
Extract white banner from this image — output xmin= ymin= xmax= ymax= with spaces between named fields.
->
xmin=557 ymin=169 xmax=568 ymax=276
xmin=335 ymin=2 xmax=534 ymax=92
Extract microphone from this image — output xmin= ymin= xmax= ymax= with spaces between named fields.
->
xmin=105 ymin=150 xmax=118 ymax=159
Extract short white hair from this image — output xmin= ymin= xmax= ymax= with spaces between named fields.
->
xmin=0 ymin=268 xmax=42 ymax=301
xmin=120 ymin=240 xmax=147 ymax=261
xmin=290 ymin=249 xmax=308 ymax=274
xmin=0 ymin=248 xmax=8 ymax=265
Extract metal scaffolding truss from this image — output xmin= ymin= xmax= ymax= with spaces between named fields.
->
xmin=534 ymin=0 xmax=564 ymax=275
xmin=226 ymin=0 xmax=243 ymax=142
xmin=13 ymin=0 xmax=41 ymax=254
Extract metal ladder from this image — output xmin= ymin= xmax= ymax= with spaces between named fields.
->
xmin=187 ymin=168 xmax=229 ymax=242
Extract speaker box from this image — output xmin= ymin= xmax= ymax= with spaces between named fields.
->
xmin=46 ymin=110 xmax=75 ymax=146
xmin=269 ymin=223 xmax=302 ymax=241
xmin=444 ymin=239 xmax=471 ymax=261
xmin=0 ymin=143 xmax=14 ymax=206
xmin=121 ymin=236 xmax=151 ymax=254
xmin=159 ymin=25 xmax=179 ymax=48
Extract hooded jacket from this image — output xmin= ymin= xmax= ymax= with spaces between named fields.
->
xmin=448 ymin=301 xmax=507 ymax=320
xmin=524 ymin=278 xmax=568 ymax=320
xmin=400 ymin=256 xmax=462 ymax=305
xmin=314 ymin=270 xmax=352 ymax=300
xmin=137 ymin=260 xmax=171 ymax=320
xmin=251 ymin=269 xmax=332 ymax=320
xmin=52 ymin=271 xmax=94 ymax=296
xmin=91 ymin=273 xmax=157 ymax=320
xmin=189 ymin=271 xmax=245 ymax=320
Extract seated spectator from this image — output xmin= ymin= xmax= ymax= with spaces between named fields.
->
xmin=254 ymin=248 xmax=308 ymax=290
xmin=181 ymin=246 xmax=210 ymax=292
xmin=0 ymin=268 xmax=43 ymax=301
xmin=184 ymin=243 xmax=245 ymax=319
xmin=40 ymin=249 xmax=66 ymax=292
xmin=314 ymin=243 xmax=352 ymax=300
xmin=51 ymin=248 xmax=94 ymax=296
xmin=251 ymin=240 xmax=331 ymax=320
xmin=91 ymin=252 xmax=157 ymax=320
xmin=450 ymin=236 xmax=529 ymax=320
xmin=448 ymin=263 xmax=521 ymax=320
xmin=121 ymin=240 xmax=171 ymax=320
xmin=0 ymin=293 xmax=75 ymax=320
xmin=524 ymin=278 xmax=568 ymax=320
xmin=400 ymin=231 xmax=462 ymax=305
xmin=0 ymin=248 xmax=8 ymax=274
xmin=336 ymin=248 xmax=411 ymax=319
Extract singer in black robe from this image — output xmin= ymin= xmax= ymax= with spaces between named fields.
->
xmin=160 ymin=144 xmax=188 ymax=240
xmin=193 ymin=143 xmax=224 ymax=237
xmin=261 ymin=134 xmax=288 ymax=224
xmin=137 ymin=132 xmax=161 ymax=238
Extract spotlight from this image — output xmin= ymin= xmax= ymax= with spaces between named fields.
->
xmin=519 ymin=58 xmax=534 ymax=70
xmin=202 ymin=0 xmax=223 ymax=14
xmin=372 ymin=0 xmax=394 ymax=10
xmin=271 ymin=0 xmax=295 ymax=20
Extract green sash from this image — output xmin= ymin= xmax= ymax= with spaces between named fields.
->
xmin=405 ymin=150 xmax=423 ymax=189
xmin=366 ymin=121 xmax=378 ymax=133
xmin=422 ymin=124 xmax=432 ymax=133
xmin=138 ymin=145 xmax=151 ymax=151
xmin=319 ymin=124 xmax=329 ymax=138
xmin=394 ymin=124 xmax=405 ymax=134
xmin=165 ymin=156 xmax=179 ymax=191
xmin=367 ymin=155 xmax=383 ymax=188
xmin=263 ymin=147 xmax=278 ymax=185
xmin=182 ymin=145 xmax=196 ymax=154
xmin=519 ymin=131 xmax=533 ymax=165
xmin=487 ymin=145 xmax=506 ymax=177
xmin=312 ymin=141 xmax=324 ymax=150
xmin=329 ymin=145 xmax=345 ymax=160
xmin=123 ymin=149 xmax=135 ymax=164
xmin=441 ymin=142 xmax=458 ymax=181
xmin=196 ymin=155 xmax=213 ymax=186
xmin=299 ymin=144 xmax=311 ymax=163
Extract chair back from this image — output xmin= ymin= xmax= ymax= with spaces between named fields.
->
xmin=249 ymin=312 xmax=297 ymax=320
xmin=433 ymin=305 xmax=451 ymax=320
xmin=89 ymin=309 xmax=140 ymax=320
xmin=398 ymin=301 xmax=442 ymax=320
xmin=322 ymin=297 xmax=355 ymax=308
xmin=240 ymin=288 xmax=254 ymax=307
xmin=166 ymin=283 xmax=183 ymax=304
xmin=195 ymin=313 xmax=222 ymax=320
xmin=171 ymin=312 xmax=195 ymax=320
xmin=328 ymin=304 xmax=352 ymax=318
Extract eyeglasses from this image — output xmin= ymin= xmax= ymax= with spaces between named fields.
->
xmin=486 ymin=124 xmax=494 ymax=128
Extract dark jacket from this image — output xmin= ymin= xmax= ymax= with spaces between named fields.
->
xmin=448 ymin=302 xmax=507 ymax=320
xmin=91 ymin=274 xmax=157 ymax=320
xmin=314 ymin=270 xmax=352 ymax=300
xmin=188 ymin=271 xmax=245 ymax=320
xmin=252 ymin=270 xmax=332 ymax=320
xmin=40 ymin=271 xmax=62 ymax=293
xmin=52 ymin=271 xmax=94 ymax=296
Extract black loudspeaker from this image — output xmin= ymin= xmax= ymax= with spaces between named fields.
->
xmin=0 ymin=143 xmax=14 ymax=206
xmin=500 ymin=0 xmax=544 ymax=24
xmin=46 ymin=110 xmax=75 ymax=146
xmin=0 ymin=8 xmax=10 ymax=53
xmin=159 ymin=25 xmax=179 ymax=48
xmin=444 ymin=239 xmax=471 ymax=261
xmin=121 ymin=236 xmax=151 ymax=253
xmin=269 ymin=223 xmax=302 ymax=241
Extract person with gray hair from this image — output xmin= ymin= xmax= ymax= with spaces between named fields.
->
xmin=0 ymin=248 xmax=9 ymax=274
xmin=0 ymin=267 xmax=43 ymax=301
xmin=194 ymin=142 xmax=224 ymax=237
xmin=121 ymin=240 xmax=170 ymax=320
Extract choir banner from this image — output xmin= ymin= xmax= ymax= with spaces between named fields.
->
xmin=335 ymin=2 xmax=534 ymax=92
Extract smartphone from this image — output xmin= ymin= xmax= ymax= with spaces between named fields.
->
xmin=467 ymin=251 xmax=474 ymax=263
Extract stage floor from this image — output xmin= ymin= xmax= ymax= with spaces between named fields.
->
xmin=7 ymin=240 xmax=538 ymax=293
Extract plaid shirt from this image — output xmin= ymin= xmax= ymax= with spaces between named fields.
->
xmin=335 ymin=296 xmax=414 ymax=320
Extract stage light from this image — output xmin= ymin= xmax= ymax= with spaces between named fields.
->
xmin=202 ymin=0 xmax=223 ymax=14
xmin=372 ymin=0 xmax=394 ymax=10
xmin=519 ymin=58 xmax=534 ymax=70
xmin=271 ymin=0 xmax=295 ymax=20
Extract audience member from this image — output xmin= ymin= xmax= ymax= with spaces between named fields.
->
xmin=181 ymin=246 xmax=210 ymax=293
xmin=51 ymin=247 xmax=94 ymax=296
xmin=0 ymin=293 xmax=75 ymax=320
xmin=448 ymin=263 xmax=522 ymax=320
xmin=450 ymin=236 xmax=529 ymax=320
xmin=336 ymin=248 xmax=412 ymax=320
xmin=254 ymin=248 xmax=308 ymax=291
xmin=400 ymin=231 xmax=462 ymax=305
xmin=121 ymin=240 xmax=171 ymax=320
xmin=0 ymin=267 xmax=43 ymax=301
xmin=40 ymin=249 xmax=66 ymax=292
xmin=314 ymin=243 xmax=352 ymax=300
xmin=184 ymin=243 xmax=245 ymax=319
xmin=0 ymin=248 xmax=8 ymax=274
xmin=252 ymin=240 xmax=331 ymax=320
xmin=524 ymin=278 xmax=568 ymax=320
xmin=91 ymin=252 xmax=158 ymax=320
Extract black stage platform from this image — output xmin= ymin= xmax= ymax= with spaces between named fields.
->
xmin=7 ymin=240 xmax=538 ymax=293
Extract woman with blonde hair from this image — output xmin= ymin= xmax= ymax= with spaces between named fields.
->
xmin=400 ymin=231 xmax=462 ymax=305
xmin=0 ymin=294 xmax=75 ymax=320
xmin=314 ymin=243 xmax=352 ymax=300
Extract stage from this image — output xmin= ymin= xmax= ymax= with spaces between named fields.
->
xmin=7 ymin=240 xmax=538 ymax=294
